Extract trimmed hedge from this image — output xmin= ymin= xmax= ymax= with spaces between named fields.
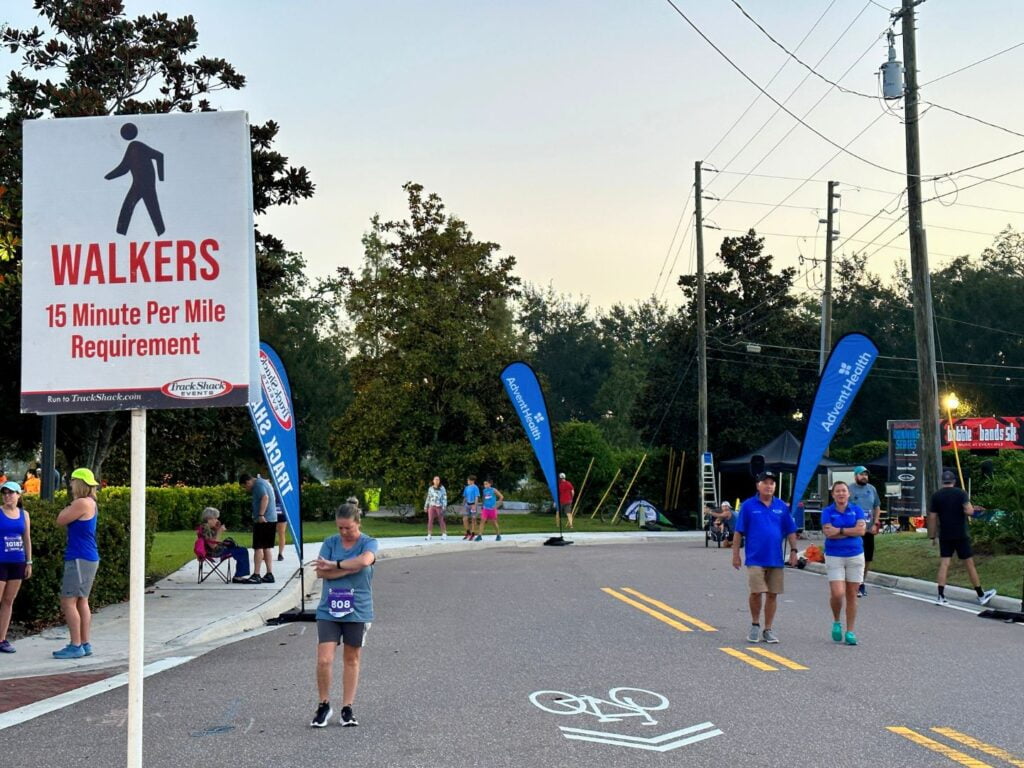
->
xmin=11 ymin=479 xmax=365 ymax=626
xmin=114 ymin=478 xmax=368 ymax=532
xmin=14 ymin=493 xmax=157 ymax=626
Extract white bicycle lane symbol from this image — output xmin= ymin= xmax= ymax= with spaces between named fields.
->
xmin=529 ymin=687 xmax=669 ymax=726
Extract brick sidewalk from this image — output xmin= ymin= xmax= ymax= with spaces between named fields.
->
xmin=0 ymin=667 xmax=124 ymax=713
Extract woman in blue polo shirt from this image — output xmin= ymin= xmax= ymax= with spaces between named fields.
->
xmin=820 ymin=481 xmax=869 ymax=646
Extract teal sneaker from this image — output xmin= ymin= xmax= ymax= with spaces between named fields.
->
xmin=82 ymin=642 xmax=93 ymax=656
xmin=474 ymin=535 xmax=482 ymax=542
xmin=53 ymin=644 xmax=85 ymax=659
xmin=831 ymin=622 xmax=843 ymax=643
xmin=844 ymin=631 xmax=858 ymax=646
xmin=495 ymin=534 xmax=502 ymax=541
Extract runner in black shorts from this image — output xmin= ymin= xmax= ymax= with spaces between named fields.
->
xmin=928 ymin=470 xmax=996 ymax=606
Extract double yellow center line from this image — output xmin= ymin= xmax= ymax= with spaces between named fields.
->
xmin=602 ymin=587 xmax=807 ymax=671
xmin=601 ymin=587 xmax=717 ymax=632
xmin=888 ymin=726 xmax=1024 ymax=767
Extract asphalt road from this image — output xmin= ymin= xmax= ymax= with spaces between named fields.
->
xmin=5 ymin=541 xmax=1022 ymax=767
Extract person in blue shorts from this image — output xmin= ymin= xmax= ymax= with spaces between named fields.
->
xmin=311 ymin=501 xmax=379 ymax=728
xmin=732 ymin=471 xmax=798 ymax=644
xmin=821 ymin=481 xmax=869 ymax=646
xmin=461 ymin=475 xmax=480 ymax=540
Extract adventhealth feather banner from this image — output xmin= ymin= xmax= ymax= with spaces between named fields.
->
xmin=501 ymin=362 xmax=559 ymax=508
xmin=248 ymin=342 xmax=302 ymax=559
xmin=790 ymin=332 xmax=879 ymax=523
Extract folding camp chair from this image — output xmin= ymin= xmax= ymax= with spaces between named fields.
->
xmin=194 ymin=533 xmax=233 ymax=584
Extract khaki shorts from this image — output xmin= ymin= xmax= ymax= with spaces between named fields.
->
xmin=747 ymin=566 xmax=784 ymax=594
xmin=826 ymin=553 xmax=865 ymax=583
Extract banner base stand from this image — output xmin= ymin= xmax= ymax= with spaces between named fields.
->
xmin=543 ymin=536 xmax=573 ymax=547
xmin=978 ymin=608 xmax=1024 ymax=624
xmin=270 ymin=609 xmax=317 ymax=624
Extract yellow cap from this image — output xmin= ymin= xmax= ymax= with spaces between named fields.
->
xmin=71 ymin=467 xmax=99 ymax=487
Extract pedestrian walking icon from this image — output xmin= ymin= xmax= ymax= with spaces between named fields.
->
xmin=105 ymin=122 xmax=166 ymax=235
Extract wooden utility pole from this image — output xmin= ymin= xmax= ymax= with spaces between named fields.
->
xmin=819 ymin=181 xmax=838 ymax=372
xmin=897 ymin=0 xmax=942 ymax=506
xmin=694 ymin=162 xmax=708 ymax=498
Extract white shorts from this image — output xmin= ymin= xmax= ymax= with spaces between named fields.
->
xmin=826 ymin=553 xmax=865 ymax=583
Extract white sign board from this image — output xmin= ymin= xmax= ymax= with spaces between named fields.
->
xmin=21 ymin=111 xmax=259 ymax=413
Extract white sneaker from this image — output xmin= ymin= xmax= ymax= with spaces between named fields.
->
xmin=935 ymin=595 xmax=949 ymax=605
xmin=425 ymin=534 xmax=432 ymax=542
xmin=441 ymin=533 xmax=447 ymax=541
xmin=979 ymin=589 xmax=996 ymax=606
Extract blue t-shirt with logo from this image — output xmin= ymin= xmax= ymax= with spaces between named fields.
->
xmin=736 ymin=495 xmax=796 ymax=567
xmin=317 ymin=533 xmax=379 ymax=623
xmin=482 ymin=487 xmax=498 ymax=510
xmin=820 ymin=503 xmax=869 ymax=557
xmin=464 ymin=484 xmax=480 ymax=505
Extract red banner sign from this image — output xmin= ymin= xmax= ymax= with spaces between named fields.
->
xmin=940 ymin=417 xmax=1024 ymax=450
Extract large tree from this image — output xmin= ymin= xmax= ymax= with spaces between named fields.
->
xmin=0 ymin=1 xmax=321 ymax=479
xmin=637 ymin=230 xmax=818 ymax=462
xmin=332 ymin=183 xmax=529 ymax=501
xmin=517 ymin=284 xmax=611 ymax=423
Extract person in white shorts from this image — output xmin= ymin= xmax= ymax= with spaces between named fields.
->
xmin=820 ymin=481 xmax=869 ymax=646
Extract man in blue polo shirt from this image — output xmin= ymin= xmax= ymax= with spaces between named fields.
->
xmin=732 ymin=471 xmax=798 ymax=644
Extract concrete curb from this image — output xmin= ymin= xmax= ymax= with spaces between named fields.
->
xmin=798 ymin=560 xmax=1019 ymax=610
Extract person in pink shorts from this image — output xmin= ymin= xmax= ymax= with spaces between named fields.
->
xmin=474 ymin=479 xmax=504 ymax=542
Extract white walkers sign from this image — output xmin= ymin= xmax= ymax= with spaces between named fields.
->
xmin=20 ymin=112 xmax=259 ymax=413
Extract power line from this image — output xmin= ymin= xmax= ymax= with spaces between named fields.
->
xmin=921 ymin=41 xmax=1024 ymax=87
xmin=920 ymin=164 xmax=1024 ymax=205
xmin=703 ymin=1 xmax=876 ymax=199
xmin=702 ymin=0 xmax=842 ymax=162
xmin=662 ymin=0 xmax=906 ymax=176
xmin=728 ymin=0 xmax=879 ymax=100
xmin=729 ymin=0 xmax=1024 ymax=147
xmin=653 ymin=185 xmax=693 ymax=298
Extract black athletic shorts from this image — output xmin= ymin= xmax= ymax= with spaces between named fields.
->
xmin=939 ymin=537 xmax=972 ymax=559
xmin=863 ymin=532 xmax=875 ymax=562
xmin=317 ymin=620 xmax=371 ymax=648
xmin=252 ymin=521 xmax=276 ymax=550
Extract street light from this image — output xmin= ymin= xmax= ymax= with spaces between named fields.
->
xmin=792 ymin=409 xmax=804 ymax=422
xmin=943 ymin=391 xmax=965 ymax=488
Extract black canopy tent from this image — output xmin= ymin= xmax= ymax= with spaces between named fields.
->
xmin=719 ymin=431 xmax=844 ymax=522
xmin=719 ymin=430 xmax=844 ymax=476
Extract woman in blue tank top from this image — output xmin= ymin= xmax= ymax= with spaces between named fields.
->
xmin=0 ymin=480 xmax=32 ymax=653
xmin=53 ymin=468 xmax=101 ymax=660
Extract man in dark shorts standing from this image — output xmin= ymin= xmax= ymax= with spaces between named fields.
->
xmin=239 ymin=473 xmax=276 ymax=584
xmin=848 ymin=466 xmax=881 ymax=596
xmin=311 ymin=502 xmax=379 ymax=728
xmin=929 ymin=470 xmax=996 ymax=606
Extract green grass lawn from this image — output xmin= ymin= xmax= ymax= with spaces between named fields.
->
xmin=871 ymin=532 xmax=1022 ymax=599
xmin=149 ymin=518 xmax=1023 ymax=599
xmin=147 ymin=513 xmax=644 ymax=582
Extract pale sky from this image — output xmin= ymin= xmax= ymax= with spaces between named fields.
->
xmin=6 ymin=0 xmax=1024 ymax=309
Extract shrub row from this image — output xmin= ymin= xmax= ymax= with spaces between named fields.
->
xmin=98 ymin=478 xmax=368 ymax=532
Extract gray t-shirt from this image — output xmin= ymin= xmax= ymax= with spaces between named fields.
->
xmin=849 ymin=481 xmax=880 ymax=524
xmin=251 ymin=477 xmax=277 ymax=523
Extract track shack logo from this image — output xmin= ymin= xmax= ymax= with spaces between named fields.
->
xmin=161 ymin=377 xmax=233 ymax=400
xmin=258 ymin=349 xmax=293 ymax=430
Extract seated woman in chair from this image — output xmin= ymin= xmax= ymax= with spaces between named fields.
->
xmin=197 ymin=507 xmax=252 ymax=583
